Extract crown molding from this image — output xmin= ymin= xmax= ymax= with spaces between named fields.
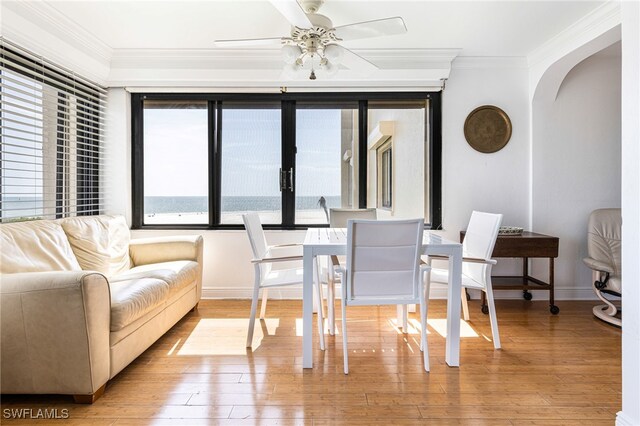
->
xmin=3 ymin=1 xmax=113 ymax=62
xmin=527 ymin=0 xmax=621 ymax=68
xmin=108 ymin=48 xmax=459 ymax=88
xmin=110 ymin=48 xmax=460 ymax=70
xmin=2 ymin=1 xmax=113 ymax=83
xmin=452 ymin=56 xmax=528 ymax=69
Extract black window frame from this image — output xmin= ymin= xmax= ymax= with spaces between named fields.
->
xmin=131 ymin=91 xmax=442 ymax=230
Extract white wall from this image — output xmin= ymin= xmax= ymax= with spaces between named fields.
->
xmin=442 ymin=61 xmax=530 ymax=237
xmin=532 ymin=44 xmax=621 ymax=299
xmin=104 ymin=89 xmax=132 ymax=221
xmin=441 ymin=60 xmax=531 ymax=285
xmin=619 ymin=2 xmax=640 ymax=424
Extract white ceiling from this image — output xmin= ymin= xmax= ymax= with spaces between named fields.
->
xmin=42 ymin=0 xmax=604 ymax=57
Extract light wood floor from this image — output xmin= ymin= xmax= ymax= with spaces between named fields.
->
xmin=1 ymin=299 xmax=621 ymax=425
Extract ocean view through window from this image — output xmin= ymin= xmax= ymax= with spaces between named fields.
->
xmin=143 ymin=100 xmax=208 ymax=224
xmin=296 ymin=104 xmax=358 ymax=224
xmin=131 ymin=92 xmax=442 ymax=229
xmin=221 ymin=105 xmax=282 ymax=224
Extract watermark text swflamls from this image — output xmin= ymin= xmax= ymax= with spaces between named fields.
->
xmin=3 ymin=408 xmax=69 ymax=420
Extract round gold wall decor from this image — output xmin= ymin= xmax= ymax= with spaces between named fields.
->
xmin=463 ymin=105 xmax=512 ymax=153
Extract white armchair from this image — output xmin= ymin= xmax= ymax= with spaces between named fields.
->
xmin=425 ymin=211 xmax=503 ymax=349
xmin=242 ymin=213 xmax=326 ymax=349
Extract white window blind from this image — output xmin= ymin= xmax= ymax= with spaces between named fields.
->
xmin=0 ymin=38 xmax=106 ymax=222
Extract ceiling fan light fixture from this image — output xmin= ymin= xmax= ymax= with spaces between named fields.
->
xmin=216 ymin=0 xmax=402 ymax=80
xmin=324 ymin=44 xmax=343 ymax=62
xmin=300 ymin=0 xmax=325 ymax=14
xmin=282 ymin=45 xmax=302 ymax=64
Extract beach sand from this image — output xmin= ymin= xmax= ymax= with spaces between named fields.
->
xmin=144 ymin=210 xmax=329 ymax=225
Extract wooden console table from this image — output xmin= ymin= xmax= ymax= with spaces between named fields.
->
xmin=460 ymin=231 xmax=560 ymax=314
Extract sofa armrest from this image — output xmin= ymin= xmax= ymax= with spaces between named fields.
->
xmin=0 ymin=271 xmax=111 ymax=397
xmin=129 ymin=235 xmax=203 ymax=266
xmin=129 ymin=235 xmax=204 ymax=300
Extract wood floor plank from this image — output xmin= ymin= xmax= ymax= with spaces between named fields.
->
xmin=0 ymin=300 xmax=621 ymax=424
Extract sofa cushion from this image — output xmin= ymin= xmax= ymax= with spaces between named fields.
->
xmin=110 ymin=278 xmax=170 ymax=331
xmin=60 ymin=215 xmax=131 ymax=277
xmin=0 ymin=220 xmax=82 ymax=273
xmin=111 ymin=260 xmax=198 ymax=296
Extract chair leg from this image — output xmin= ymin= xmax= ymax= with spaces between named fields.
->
xmin=420 ymin=287 xmax=430 ymax=372
xmin=421 ymin=267 xmax=430 ymax=352
xmin=402 ymin=305 xmax=408 ymax=332
xmin=461 ymin=287 xmax=470 ymax=321
xmin=341 ymin=297 xmax=349 ymax=375
xmin=327 ymin=274 xmax=336 ymax=336
xmin=260 ymin=288 xmax=268 ymax=319
xmin=484 ymin=286 xmax=501 ymax=349
xmin=315 ymin=259 xmax=326 ymax=351
xmin=247 ymin=270 xmax=261 ymax=348
xmin=396 ymin=305 xmax=408 ymax=333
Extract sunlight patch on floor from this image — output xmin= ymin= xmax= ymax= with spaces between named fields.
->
xmin=293 ymin=316 xmax=479 ymax=339
xmin=296 ymin=317 xmax=378 ymax=336
xmin=387 ymin=318 xmax=432 ymax=335
xmin=176 ymin=318 xmax=280 ymax=355
xmin=427 ymin=318 xmax=479 ymax=338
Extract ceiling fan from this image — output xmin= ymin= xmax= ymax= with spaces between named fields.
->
xmin=213 ymin=0 xmax=407 ymax=80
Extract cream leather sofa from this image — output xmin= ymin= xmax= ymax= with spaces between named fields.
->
xmin=0 ymin=215 xmax=203 ymax=402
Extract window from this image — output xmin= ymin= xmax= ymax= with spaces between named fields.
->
xmin=295 ymin=102 xmax=358 ymax=224
xmin=142 ymin=100 xmax=208 ymax=225
xmin=132 ymin=93 xmax=441 ymax=229
xmin=378 ymin=140 xmax=392 ymax=209
xmin=0 ymin=39 xmax=105 ymax=222
xmin=220 ymin=103 xmax=281 ymax=225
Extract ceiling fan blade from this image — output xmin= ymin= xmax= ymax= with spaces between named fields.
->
xmin=269 ymin=0 xmax=313 ymax=28
xmin=213 ymin=37 xmax=284 ymax=47
xmin=334 ymin=17 xmax=407 ymax=41
xmin=339 ymin=46 xmax=378 ymax=75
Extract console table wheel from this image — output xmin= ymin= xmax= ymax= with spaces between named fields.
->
xmin=550 ymin=305 xmax=560 ymax=315
xmin=481 ymin=304 xmax=489 ymax=315
xmin=523 ymin=291 xmax=533 ymax=301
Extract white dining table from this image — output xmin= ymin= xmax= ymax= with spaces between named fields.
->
xmin=302 ymin=227 xmax=463 ymax=368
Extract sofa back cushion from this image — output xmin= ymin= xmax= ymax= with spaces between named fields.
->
xmin=0 ymin=220 xmax=82 ymax=273
xmin=60 ymin=215 xmax=132 ymax=277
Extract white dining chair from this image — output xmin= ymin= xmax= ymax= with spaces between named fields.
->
xmin=334 ymin=218 xmax=430 ymax=374
xmin=329 ymin=208 xmax=413 ymax=335
xmin=323 ymin=208 xmax=378 ymax=335
xmin=329 ymin=208 xmax=377 ymax=228
xmin=425 ymin=211 xmax=503 ymax=349
xmin=243 ymin=213 xmax=326 ymax=349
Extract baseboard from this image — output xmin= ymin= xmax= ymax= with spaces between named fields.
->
xmin=201 ymin=287 xmax=305 ymax=300
xmin=201 ymin=286 xmax=599 ymax=300
xmin=616 ymin=411 xmax=637 ymax=426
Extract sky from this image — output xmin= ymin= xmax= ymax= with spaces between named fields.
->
xmin=143 ymin=106 xmax=343 ymax=198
